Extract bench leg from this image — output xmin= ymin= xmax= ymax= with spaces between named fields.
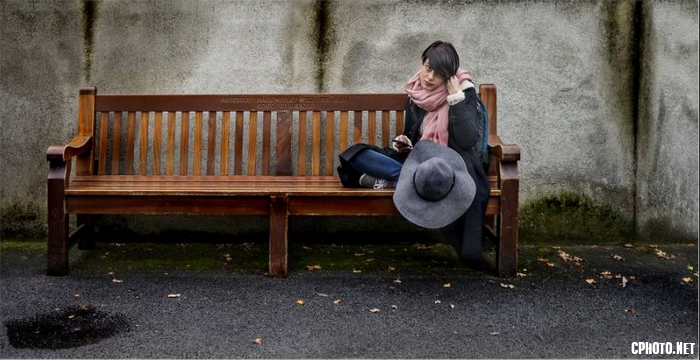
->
xmin=269 ymin=196 xmax=289 ymax=277
xmin=496 ymin=166 xmax=519 ymax=277
xmin=47 ymin=162 xmax=70 ymax=276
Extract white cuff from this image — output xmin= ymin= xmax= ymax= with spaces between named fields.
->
xmin=447 ymin=91 xmax=466 ymax=106
xmin=447 ymin=80 xmax=474 ymax=106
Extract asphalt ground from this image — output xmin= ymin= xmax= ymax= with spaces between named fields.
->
xmin=0 ymin=239 xmax=698 ymax=359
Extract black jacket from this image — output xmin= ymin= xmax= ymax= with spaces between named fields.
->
xmin=338 ymin=88 xmax=489 ymax=266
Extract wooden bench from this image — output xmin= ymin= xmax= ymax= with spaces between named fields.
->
xmin=47 ymin=85 xmax=520 ymax=277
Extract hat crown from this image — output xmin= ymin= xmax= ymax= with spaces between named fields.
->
xmin=414 ymin=158 xmax=455 ymax=201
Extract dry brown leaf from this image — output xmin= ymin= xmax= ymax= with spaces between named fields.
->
xmin=450 ymin=304 xmax=456 ymax=309
xmin=412 ymin=243 xmax=429 ymax=250
xmin=253 ymin=338 xmax=262 ymax=345
xmin=296 ymin=299 xmax=305 ymax=306
xmin=682 ymin=277 xmax=693 ymax=284
xmin=585 ymin=279 xmax=597 ymax=285
xmin=654 ymin=248 xmax=676 ymax=260
xmin=224 ymin=253 xmax=232 ymax=262
xmin=354 ymin=253 xmax=365 ymax=257
xmin=443 ymin=283 xmax=451 ymax=288
xmin=391 ymin=305 xmax=398 ymax=310
xmin=558 ymin=250 xmax=584 ymax=262
xmin=388 ymin=266 xmax=396 ymax=272
xmin=613 ymin=255 xmax=625 ymax=261
xmin=334 ymin=299 xmax=342 ymax=305
xmin=500 ymin=283 xmax=515 ymax=289
xmin=600 ymin=271 xmax=613 ymax=279
xmin=369 ymin=308 xmax=380 ymax=313
xmin=490 ymin=331 xmax=500 ymax=335
xmin=112 ymin=279 xmax=123 ymax=283
xmin=622 ymin=277 xmax=629 ymax=288
xmin=352 ymin=269 xmax=362 ymax=274
xmin=537 ymin=258 xmax=555 ymax=267
xmin=435 ymin=300 xmax=442 ymax=305
xmin=624 ymin=243 xmax=635 ymax=248
xmin=625 ymin=307 xmax=636 ymax=314
xmin=393 ymin=279 xmax=402 ymax=284
xmin=68 ymin=315 xmax=75 ymax=320
xmin=167 ymin=293 xmax=181 ymax=298
xmin=79 ymin=304 xmax=90 ymax=312
xmin=317 ymin=293 xmax=328 ymax=297
xmin=516 ymin=272 xmax=527 ymax=278
xmin=306 ymin=265 xmax=322 ymax=271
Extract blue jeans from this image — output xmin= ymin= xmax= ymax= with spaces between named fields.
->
xmin=347 ymin=148 xmax=403 ymax=180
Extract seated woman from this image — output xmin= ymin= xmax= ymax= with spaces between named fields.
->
xmin=338 ymin=40 xmax=489 ymax=267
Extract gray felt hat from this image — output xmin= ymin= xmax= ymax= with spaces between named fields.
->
xmin=393 ymin=140 xmax=476 ymax=229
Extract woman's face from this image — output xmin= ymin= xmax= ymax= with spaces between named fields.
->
xmin=420 ymin=60 xmax=445 ymax=91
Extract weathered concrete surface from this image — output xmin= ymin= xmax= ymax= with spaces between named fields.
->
xmin=0 ymin=0 xmax=697 ymax=242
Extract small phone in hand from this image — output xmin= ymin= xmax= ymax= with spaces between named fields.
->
xmin=392 ymin=139 xmax=411 ymax=147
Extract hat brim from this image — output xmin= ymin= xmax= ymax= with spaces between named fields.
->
xmin=393 ymin=140 xmax=476 ymax=229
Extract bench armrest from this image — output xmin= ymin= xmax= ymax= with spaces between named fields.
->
xmin=47 ymin=135 xmax=93 ymax=162
xmin=488 ymin=134 xmax=520 ymax=162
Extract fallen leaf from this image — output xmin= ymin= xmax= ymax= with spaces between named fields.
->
xmin=412 ymin=243 xmax=429 ymax=250
xmin=334 ymin=299 xmax=342 ymax=305
xmin=68 ymin=315 xmax=75 ymax=320
xmin=296 ymin=299 xmax=305 ymax=306
xmin=388 ymin=266 xmax=396 ymax=272
xmin=391 ymin=305 xmax=398 ymax=310
xmin=558 ymin=250 xmax=584 ymax=262
xmin=573 ymin=262 xmax=583 ymax=268
xmin=365 ymin=258 xmax=375 ymax=263
xmin=625 ymin=307 xmax=636 ymax=314
xmin=352 ymin=269 xmax=362 ymax=274
xmin=624 ymin=243 xmax=635 ymax=248
xmin=585 ymin=279 xmax=597 ymax=285
xmin=107 ymin=271 xmax=116 ymax=276
xmin=253 ymin=338 xmax=262 ymax=345
xmin=369 ymin=308 xmax=380 ymax=313
xmin=302 ymin=246 xmax=312 ymax=250
xmin=516 ymin=272 xmax=527 ymax=278
xmin=224 ymin=253 xmax=232 ymax=262
xmin=600 ymin=271 xmax=613 ymax=279
xmin=500 ymin=283 xmax=515 ymax=289
xmin=682 ymin=277 xmax=693 ymax=284
xmin=443 ymin=283 xmax=451 ymax=288
xmin=450 ymin=304 xmax=456 ymax=309
xmin=317 ymin=293 xmax=328 ymax=297
xmin=112 ymin=279 xmax=123 ymax=283
xmin=354 ymin=253 xmax=365 ymax=257
xmin=306 ymin=265 xmax=322 ymax=271
xmin=538 ymin=258 xmax=555 ymax=267
xmin=613 ymin=255 xmax=625 ymax=261
xmin=167 ymin=293 xmax=181 ymax=298
xmin=622 ymin=277 xmax=629 ymax=288
xmin=79 ymin=304 xmax=90 ymax=312
xmin=654 ymin=248 xmax=676 ymax=260
xmin=687 ymin=265 xmax=694 ymax=271
xmin=694 ymin=272 xmax=699 ymax=278
xmin=435 ymin=300 xmax=442 ymax=305
xmin=590 ymin=245 xmax=599 ymax=248
xmin=393 ymin=279 xmax=402 ymax=284
xmin=490 ymin=331 xmax=500 ymax=335
xmin=73 ymin=292 xmax=80 ymax=298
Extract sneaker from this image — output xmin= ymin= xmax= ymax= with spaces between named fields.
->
xmin=359 ymin=174 xmax=396 ymax=189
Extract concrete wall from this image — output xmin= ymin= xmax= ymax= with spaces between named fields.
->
xmin=1 ymin=0 xmax=697 ymax=242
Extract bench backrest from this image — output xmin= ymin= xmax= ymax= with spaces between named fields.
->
xmin=74 ymin=86 xmax=498 ymax=177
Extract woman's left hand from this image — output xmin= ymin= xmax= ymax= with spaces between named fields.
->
xmin=446 ymin=76 xmax=462 ymax=95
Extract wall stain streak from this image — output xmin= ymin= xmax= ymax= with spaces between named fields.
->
xmin=632 ymin=1 xmax=649 ymax=240
xmin=313 ymin=0 xmax=334 ymax=93
xmin=81 ymin=0 xmax=99 ymax=83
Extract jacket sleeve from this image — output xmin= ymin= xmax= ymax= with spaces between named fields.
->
xmin=447 ymin=88 xmax=480 ymax=151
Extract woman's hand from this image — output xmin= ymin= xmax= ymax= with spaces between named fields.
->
xmin=392 ymin=134 xmax=413 ymax=153
xmin=446 ymin=75 xmax=462 ymax=95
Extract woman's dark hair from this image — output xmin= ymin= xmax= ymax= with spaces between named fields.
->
xmin=421 ymin=41 xmax=460 ymax=80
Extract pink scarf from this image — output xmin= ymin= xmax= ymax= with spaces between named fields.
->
xmin=404 ymin=68 xmax=473 ymax=146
